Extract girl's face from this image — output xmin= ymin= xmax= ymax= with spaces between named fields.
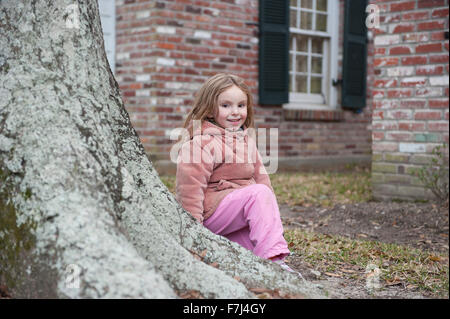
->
xmin=213 ymin=85 xmax=248 ymax=131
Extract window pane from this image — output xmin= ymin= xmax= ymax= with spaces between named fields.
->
xmin=296 ymin=55 xmax=308 ymax=73
xmin=316 ymin=13 xmax=327 ymax=31
xmin=290 ymin=0 xmax=298 ymax=7
xmin=311 ymin=76 xmax=322 ymax=94
xmin=301 ymin=0 xmax=312 ymax=9
xmin=317 ymin=0 xmax=327 ymax=12
xmin=295 ymin=35 xmax=308 ymax=52
xmin=296 ymin=75 xmax=307 ymax=93
xmin=311 ymin=38 xmax=323 ymax=53
xmin=312 ymin=57 xmax=322 ymax=74
xmin=300 ymin=11 xmax=312 ymax=30
xmin=290 ymin=9 xmax=297 ymax=28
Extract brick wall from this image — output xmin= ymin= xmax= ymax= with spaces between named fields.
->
xmin=115 ymin=0 xmax=373 ymax=175
xmin=370 ymin=0 xmax=449 ymax=200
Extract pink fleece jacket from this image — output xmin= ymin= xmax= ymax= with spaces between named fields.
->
xmin=176 ymin=120 xmax=273 ymax=223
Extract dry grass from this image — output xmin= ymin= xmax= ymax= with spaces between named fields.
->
xmin=271 ymin=166 xmax=373 ymax=207
xmin=285 ymin=229 xmax=449 ymax=298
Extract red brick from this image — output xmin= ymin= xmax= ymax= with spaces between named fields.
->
xmin=429 ymin=99 xmax=449 ymax=108
xmin=416 ymin=65 xmax=444 ymax=75
xmin=211 ymin=48 xmax=228 ymax=55
xmin=416 ymin=88 xmax=443 ymax=97
xmin=219 ymin=41 xmax=235 ymax=48
xmin=374 ymin=48 xmax=386 ymax=55
xmin=401 ymin=56 xmax=427 ymax=65
xmin=389 ymin=110 xmax=412 ymax=120
xmin=374 ymin=57 xmax=399 ymax=67
xmin=372 ymin=90 xmax=385 ymax=98
xmin=372 ymin=143 xmax=399 ymax=152
xmin=373 ymin=132 xmax=385 ymax=140
xmin=387 ymin=132 xmax=413 ymax=141
xmin=392 ymin=24 xmax=415 ymax=33
xmin=400 ymin=77 xmax=427 ymax=87
xmin=391 ymin=1 xmax=415 ymax=11
xmin=387 ymin=89 xmax=413 ymax=98
xmin=428 ymin=122 xmax=449 ymax=131
xmin=418 ymin=20 xmax=445 ymax=31
xmin=402 ymin=11 xmax=429 ymax=20
xmin=373 ymin=111 xmax=385 ymax=120
xmin=429 ymin=54 xmax=449 ymax=63
xmin=122 ymin=91 xmax=136 ymax=97
xmin=418 ymin=0 xmax=445 ymax=8
xmin=390 ymin=46 xmax=412 ymax=55
xmin=128 ymin=83 xmax=143 ymax=90
xmin=431 ymin=31 xmax=447 ymax=41
xmin=414 ymin=111 xmax=442 ymax=120
xmin=155 ymin=42 xmax=176 ymax=50
xmin=403 ymin=33 xmax=429 ymax=43
xmin=400 ymin=99 xmax=427 ymax=108
xmin=415 ymin=43 xmax=442 ymax=53
xmin=399 ymin=122 xmax=426 ymax=131
xmin=432 ymin=8 xmax=449 ymax=18
xmin=374 ymin=79 xmax=398 ymax=88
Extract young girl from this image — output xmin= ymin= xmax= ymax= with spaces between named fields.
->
xmin=176 ymin=73 xmax=301 ymax=276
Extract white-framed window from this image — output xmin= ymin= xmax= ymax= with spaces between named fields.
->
xmin=285 ymin=0 xmax=339 ymax=110
xmin=99 ymin=0 xmax=116 ymax=74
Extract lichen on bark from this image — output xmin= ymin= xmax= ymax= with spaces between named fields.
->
xmin=0 ymin=0 xmax=326 ymax=299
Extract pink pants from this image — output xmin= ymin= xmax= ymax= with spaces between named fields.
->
xmin=204 ymin=184 xmax=290 ymax=261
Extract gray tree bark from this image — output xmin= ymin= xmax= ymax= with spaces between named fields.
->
xmin=0 ymin=0 xmax=325 ymax=298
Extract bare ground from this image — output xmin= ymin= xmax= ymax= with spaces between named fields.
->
xmin=279 ymin=200 xmax=449 ymax=299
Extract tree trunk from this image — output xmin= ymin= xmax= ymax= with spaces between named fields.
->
xmin=0 ymin=0 xmax=325 ymax=298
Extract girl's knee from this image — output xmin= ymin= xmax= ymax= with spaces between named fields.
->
xmin=251 ymin=183 xmax=273 ymax=196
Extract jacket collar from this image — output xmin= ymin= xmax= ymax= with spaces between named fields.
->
xmin=192 ymin=120 xmax=248 ymax=139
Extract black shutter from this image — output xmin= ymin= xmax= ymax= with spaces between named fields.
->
xmin=342 ymin=0 xmax=368 ymax=110
xmin=258 ymin=0 xmax=289 ymax=105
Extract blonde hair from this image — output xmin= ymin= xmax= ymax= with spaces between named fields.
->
xmin=183 ymin=73 xmax=254 ymax=136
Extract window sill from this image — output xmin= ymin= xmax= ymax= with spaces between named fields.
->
xmin=283 ymin=104 xmax=343 ymax=122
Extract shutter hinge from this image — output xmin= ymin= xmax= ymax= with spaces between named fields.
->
xmin=332 ymin=78 xmax=343 ymax=86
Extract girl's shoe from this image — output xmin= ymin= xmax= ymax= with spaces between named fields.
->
xmin=273 ymin=260 xmax=306 ymax=281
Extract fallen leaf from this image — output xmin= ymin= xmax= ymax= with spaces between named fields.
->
xmin=428 ymin=255 xmax=441 ymax=262
xmin=341 ymin=269 xmax=356 ymax=273
xmin=249 ymin=288 xmax=272 ymax=294
xmin=385 ymin=280 xmax=402 ymax=287
xmin=324 ymin=272 xmax=342 ymax=278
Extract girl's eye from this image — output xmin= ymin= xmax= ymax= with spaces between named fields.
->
xmin=221 ymin=104 xmax=228 ymax=108
xmin=238 ymin=104 xmax=246 ymax=108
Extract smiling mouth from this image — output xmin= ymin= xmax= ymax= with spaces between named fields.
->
xmin=227 ymin=119 xmax=241 ymax=122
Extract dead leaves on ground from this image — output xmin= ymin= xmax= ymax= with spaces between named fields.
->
xmin=249 ymin=288 xmax=305 ymax=299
